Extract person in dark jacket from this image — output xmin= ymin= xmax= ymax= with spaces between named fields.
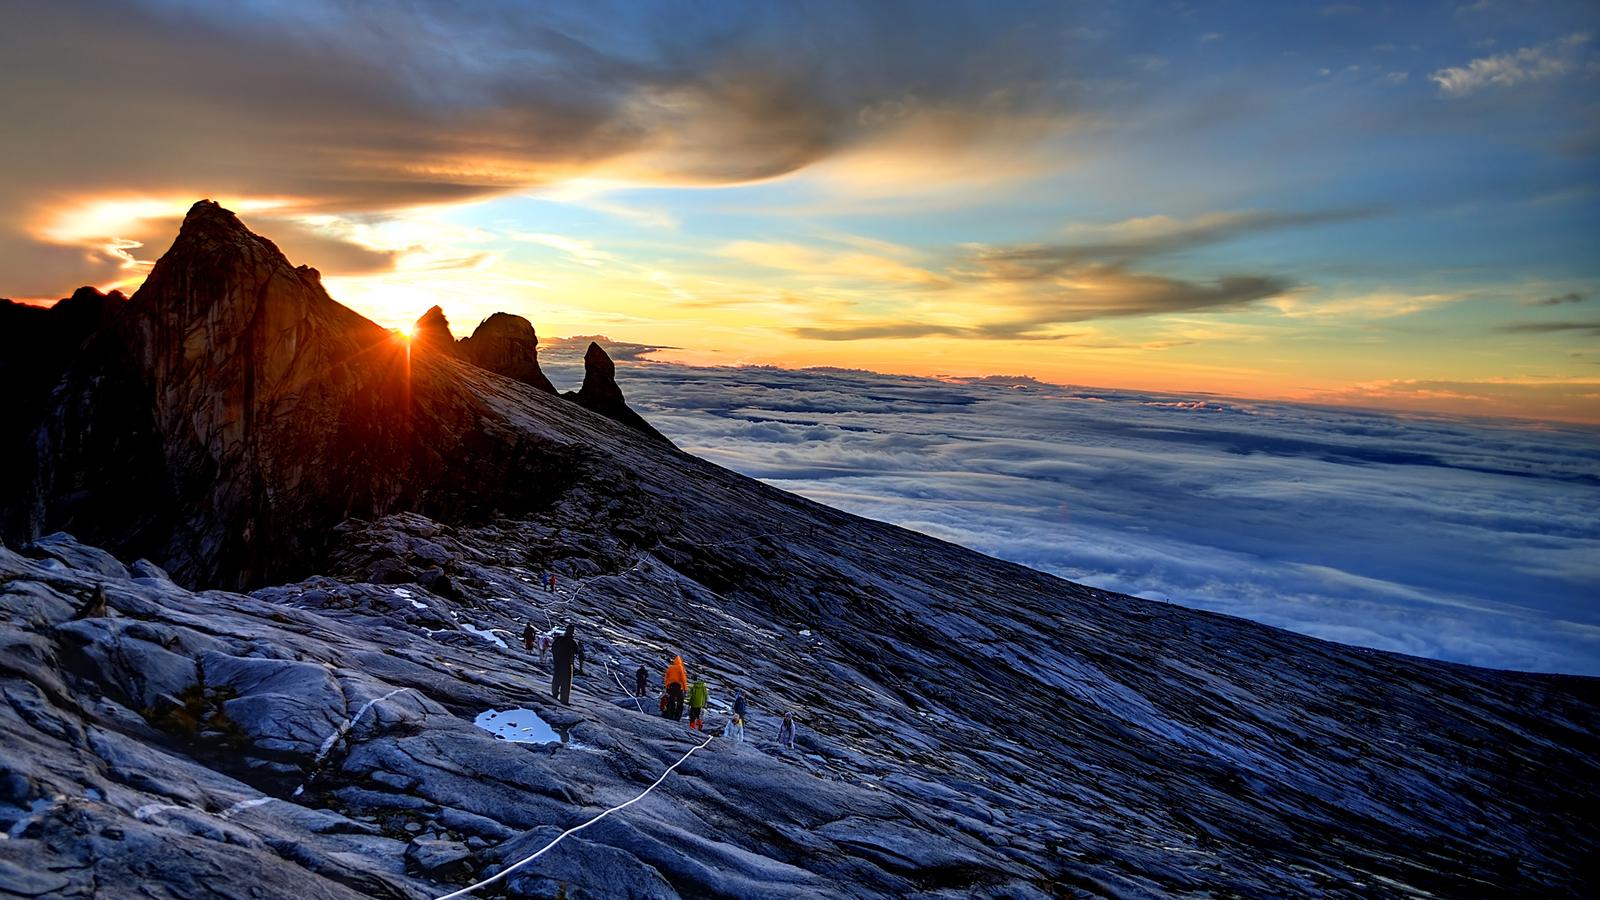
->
xmin=635 ymin=665 xmax=648 ymax=697
xmin=550 ymin=624 xmax=579 ymax=705
xmin=664 ymin=681 xmax=685 ymax=720
xmin=522 ymin=622 xmax=535 ymax=654
xmin=732 ymin=689 xmax=748 ymax=721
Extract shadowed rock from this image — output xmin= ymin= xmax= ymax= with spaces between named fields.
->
xmin=0 ymin=287 xmax=126 ymax=540
xmin=458 ymin=312 xmax=556 ymax=393
xmin=7 ymin=200 xmax=590 ymax=589
xmin=566 ymin=341 xmax=673 ymax=445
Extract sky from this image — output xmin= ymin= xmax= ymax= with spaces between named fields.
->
xmin=539 ymin=346 xmax=1600 ymax=675
xmin=2 ymin=0 xmax=1599 ymax=420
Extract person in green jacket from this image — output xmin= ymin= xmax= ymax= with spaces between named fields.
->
xmin=687 ymin=678 xmax=710 ymax=730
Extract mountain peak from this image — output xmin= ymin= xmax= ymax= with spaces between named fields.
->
xmin=458 ymin=312 xmax=556 ymax=393
xmin=580 ymin=341 xmax=619 ymax=400
xmin=412 ymin=304 xmax=457 ymax=353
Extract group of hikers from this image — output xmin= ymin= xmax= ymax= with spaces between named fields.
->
xmin=524 ymin=620 xmax=797 ymax=749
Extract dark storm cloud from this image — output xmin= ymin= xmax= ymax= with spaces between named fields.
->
xmin=0 ymin=0 xmax=1086 ymax=295
xmin=535 ymin=357 xmax=1600 ymax=675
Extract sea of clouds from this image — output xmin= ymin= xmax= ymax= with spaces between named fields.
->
xmin=542 ymin=349 xmax=1600 ymax=676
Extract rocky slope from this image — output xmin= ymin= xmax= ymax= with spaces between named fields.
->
xmin=1 ymin=203 xmax=1597 ymax=898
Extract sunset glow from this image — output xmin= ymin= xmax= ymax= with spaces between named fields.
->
xmin=2 ymin=1 xmax=1596 ymax=421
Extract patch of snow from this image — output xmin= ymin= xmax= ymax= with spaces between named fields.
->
xmin=459 ymin=622 xmax=509 ymax=649
xmin=475 ymin=708 xmax=565 ymax=745
xmin=219 ymin=797 xmax=275 ymax=820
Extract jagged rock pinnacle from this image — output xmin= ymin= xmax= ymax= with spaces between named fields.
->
xmin=567 ymin=341 xmax=673 ymax=445
xmin=578 ymin=341 xmax=622 ymax=402
xmin=412 ymin=305 xmax=457 ymax=354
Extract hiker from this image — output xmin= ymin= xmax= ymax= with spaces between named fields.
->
xmin=732 ymin=688 xmax=748 ymax=722
xmin=688 ymin=677 xmax=709 ymax=730
xmin=575 ymin=638 xmax=586 ymax=676
xmin=522 ymin=622 xmax=535 ymax=653
xmin=635 ymin=665 xmax=648 ymax=697
xmin=663 ymin=655 xmax=688 ymax=721
xmin=539 ymin=632 xmax=550 ymax=664
xmin=550 ymin=624 xmax=579 ymax=705
xmin=778 ymin=712 xmax=796 ymax=749
xmin=726 ymin=715 xmax=745 ymax=744
xmin=546 ymin=573 xmax=557 ymax=593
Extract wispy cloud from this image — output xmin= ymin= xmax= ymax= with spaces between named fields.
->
xmin=965 ymin=208 xmax=1376 ymax=277
xmin=722 ymin=241 xmax=950 ymax=288
xmin=511 ymin=233 xmax=616 ymax=267
xmin=1430 ymin=32 xmax=1591 ymax=97
xmin=1497 ymin=320 xmax=1600 ymax=335
xmin=1525 ymin=291 xmax=1590 ymax=307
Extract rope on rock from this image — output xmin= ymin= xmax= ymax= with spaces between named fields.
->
xmin=431 ymin=732 xmax=715 ymax=900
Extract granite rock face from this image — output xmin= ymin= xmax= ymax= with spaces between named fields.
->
xmin=2 ymin=504 xmax=1597 ymax=899
xmin=458 ymin=313 xmax=556 ymax=394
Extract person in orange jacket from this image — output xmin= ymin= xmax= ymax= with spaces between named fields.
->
xmin=663 ymin=655 xmax=688 ymax=720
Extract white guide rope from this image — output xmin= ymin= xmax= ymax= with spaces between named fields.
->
xmin=431 ymin=733 xmax=715 ymax=900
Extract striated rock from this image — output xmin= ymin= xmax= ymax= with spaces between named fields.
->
xmin=458 ymin=312 xmax=556 ymax=393
xmin=566 ymin=342 xmax=673 ymax=445
xmin=7 ymin=525 xmax=1599 ymax=898
xmin=411 ymin=305 xmax=457 ymax=355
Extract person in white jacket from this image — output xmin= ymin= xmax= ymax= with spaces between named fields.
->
xmin=726 ymin=715 xmax=745 ymax=744
xmin=777 ymin=711 xmax=796 ymax=749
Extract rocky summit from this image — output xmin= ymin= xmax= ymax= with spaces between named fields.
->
xmin=1 ymin=202 xmax=1597 ymax=899
xmin=459 ymin=313 xmax=557 ymax=395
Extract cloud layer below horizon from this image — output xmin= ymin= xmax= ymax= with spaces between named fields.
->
xmin=542 ymin=351 xmax=1600 ymax=676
